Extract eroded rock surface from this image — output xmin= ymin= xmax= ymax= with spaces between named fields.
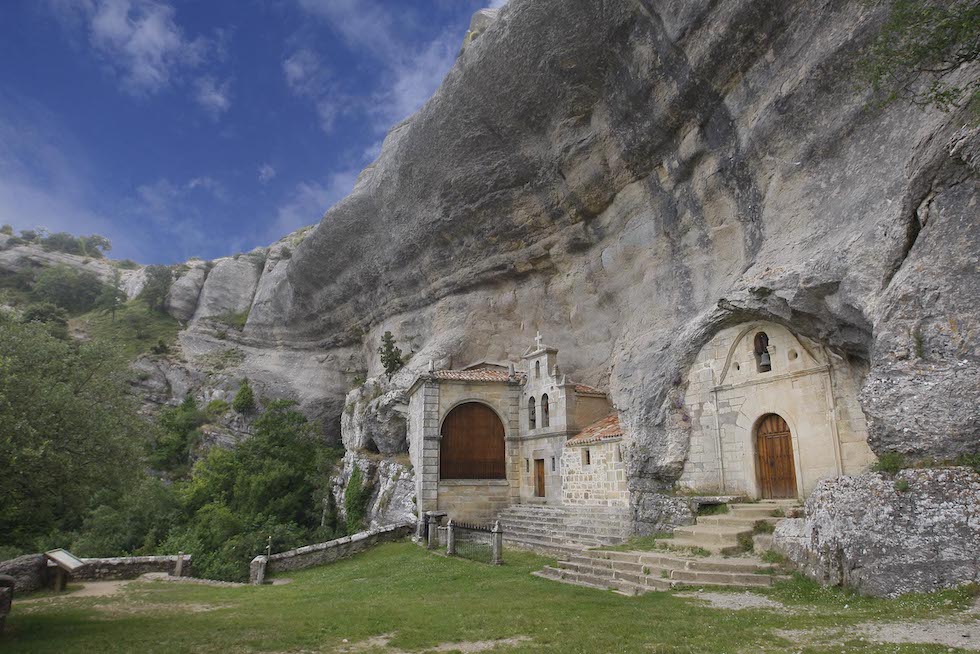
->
xmin=773 ymin=468 xmax=980 ymax=597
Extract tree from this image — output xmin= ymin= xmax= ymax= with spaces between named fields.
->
xmin=31 ymin=265 xmax=105 ymax=313
xmin=232 ymin=378 xmax=256 ymax=415
xmin=862 ymin=0 xmax=980 ymax=114
xmin=95 ymin=270 xmax=127 ymax=321
xmin=0 ymin=225 xmax=12 ymax=236
xmin=80 ymin=234 xmax=112 ymax=258
xmin=0 ymin=314 xmax=145 ymax=551
xmin=21 ymin=303 xmax=70 ymax=340
xmin=40 ymin=232 xmax=83 ymax=256
xmin=377 ymin=331 xmax=404 ymax=380
xmin=140 ymin=265 xmax=174 ymax=312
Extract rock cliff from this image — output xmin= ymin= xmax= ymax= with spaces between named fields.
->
xmin=2 ymin=0 xmax=977 ymax=539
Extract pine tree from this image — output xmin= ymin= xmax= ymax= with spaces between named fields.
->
xmin=233 ymin=378 xmax=257 ymax=415
xmin=95 ymin=270 xmax=127 ymax=321
xmin=377 ymin=331 xmax=403 ymax=380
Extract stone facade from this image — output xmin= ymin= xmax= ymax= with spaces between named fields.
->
xmin=404 ymin=335 xmax=619 ymax=524
xmin=561 ymin=439 xmax=628 ymax=507
xmin=676 ymin=321 xmax=876 ymax=498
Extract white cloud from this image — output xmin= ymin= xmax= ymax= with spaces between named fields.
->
xmin=293 ymin=0 xmax=461 ymax=136
xmin=194 ymin=76 xmax=232 ymax=118
xmin=258 ymin=164 xmax=277 ymax=184
xmin=488 ymin=0 xmax=509 ymax=8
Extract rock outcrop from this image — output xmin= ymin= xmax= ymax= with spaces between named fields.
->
xmin=773 ymin=468 xmax=980 ymax=597
xmin=333 ymin=452 xmax=416 ymax=530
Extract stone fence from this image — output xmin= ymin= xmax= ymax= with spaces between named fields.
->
xmin=250 ymin=523 xmax=413 ymax=585
xmin=75 ymin=554 xmax=192 ymax=581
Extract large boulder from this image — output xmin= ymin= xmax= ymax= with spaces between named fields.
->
xmin=341 ymin=377 xmax=408 ymax=455
xmin=166 ymin=260 xmax=210 ymax=321
xmin=772 ymin=468 xmax=980 ymax=597
xmin=191 ymin=252 xmax=265 ymax=325
xmin=333 ymin=452 xmax=416 ymax=529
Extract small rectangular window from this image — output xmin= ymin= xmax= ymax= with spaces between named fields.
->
xmin=525 ymin=459 xmax=530 ymax=473
xmin=582 ymin=449 xmax=591 ymax=466
xmin=551 ymin=457 xmax=556 ymax=472
xmin=614 ymin=445 xmax=622 ymax=463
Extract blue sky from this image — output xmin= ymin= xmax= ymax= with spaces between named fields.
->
xmin=0 ymin=0 xmax=504 ymax=263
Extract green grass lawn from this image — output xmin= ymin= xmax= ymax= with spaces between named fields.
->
xmin=2 ymin=542 xmax=976 ymax=654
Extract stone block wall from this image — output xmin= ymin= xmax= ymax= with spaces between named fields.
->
xmin=437 ymin=480 xmax=510 ymax=523
xmin=251 ymin=523 xmax=413 ymax=583
xmin=0 ymin=554 xmax=46 ymax=593
xmin=561 ymin=439 xmax=628 ymax=507
xmin=75 ymin=555 xmax=192 ymax=581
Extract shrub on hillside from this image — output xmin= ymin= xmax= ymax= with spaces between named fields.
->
xmin=140 ymin=265 xmax=174 ymax=312
xmin=21 ymin=302 xmax=70 ymax=339
xmin=31 ymin=264 xmax=105 ymax=313
xmin=233 ymin=379 xmax=256 ymax=415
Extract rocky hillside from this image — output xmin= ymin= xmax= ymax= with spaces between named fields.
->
xmin=3 ymin=0 xmax=977 ymax=532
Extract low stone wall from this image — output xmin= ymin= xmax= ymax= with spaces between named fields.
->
xmin=773 ymin=467 xmax=980 ymax=597
xmin=0 ymin=554 xmax=46 ymax=593
xmin=250 ymin=524 xmax=412 ymax=584
xmin=75 ymin=555 xmax=192 ymax=581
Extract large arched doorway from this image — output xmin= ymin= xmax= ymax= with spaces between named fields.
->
xmin=440 ymin=403 xmax=506 ymax=480
xmin=755 ymin=414 xmax=798 ymax=499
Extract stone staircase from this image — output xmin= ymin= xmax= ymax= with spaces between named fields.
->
xmin=497 ymin=504 xmax=630 ymax=555
xmin=662 ymin=500 xmax=799 ymax=554
xmin=533 ymin=549 xmax=786 ymax=595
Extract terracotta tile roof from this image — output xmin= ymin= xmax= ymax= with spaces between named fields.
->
xmin=430 ymin=369 xmax=524 ymax=383
xmin=573 ymin=383 xmax=605 ymax=396
xmin=566 ymin=414 xmax=623 ymax=446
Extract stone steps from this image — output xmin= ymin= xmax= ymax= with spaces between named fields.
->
xmin=497 ymin=504 xmax=630 ymax=554
xmin=534 ymin=548 xmax=784 ymax=595
xmin=656 ymin=501 xmax=801 ymax=554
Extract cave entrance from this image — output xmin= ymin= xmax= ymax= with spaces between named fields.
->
xmin=755 ymin=414 xmax=797 ymax=499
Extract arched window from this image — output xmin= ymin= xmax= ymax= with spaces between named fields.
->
xmin=528 ymin=396 xmax=536 ymax=430
xmin=541 ymin=393 xmax=550 ymax=428
xmin=535 ymin=360 xmax=541 ymax=378
xmin=440 ymin=403 xmax=505 ymax=479
xmin=754 ymin=332 xmax=772 ymax=373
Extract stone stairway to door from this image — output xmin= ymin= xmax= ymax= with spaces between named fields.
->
xmin=661 ymin=499 xmax=800 ymax=554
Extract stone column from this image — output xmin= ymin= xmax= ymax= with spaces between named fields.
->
xmin=491 ymin=521 xmax=503 ymax=565
xmin=173 ymin=551 xmax=184 ymax=577
xmin=249 ymin=556 xmax=268 ymax=585
xmin=420 ymin=382 xmax=441 ymax=515
xmin=446 ymin=520 xmax=456 ymax=556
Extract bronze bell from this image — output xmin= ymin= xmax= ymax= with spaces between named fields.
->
xmin=760 ymin=351 xmax=772 ymax=371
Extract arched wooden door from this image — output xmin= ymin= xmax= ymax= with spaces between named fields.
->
xmin=440 ymin=403 xmax=506 ymax=480
xmin=755 ymin=414 xmax=797 ymax=499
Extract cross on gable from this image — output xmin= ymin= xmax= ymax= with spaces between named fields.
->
xmin=535 ymin=331 xmax=544 ymax=349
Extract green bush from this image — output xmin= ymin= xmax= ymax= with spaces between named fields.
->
xmin=872 ymin=452 xmax=908 ymax=475
xmin=206 ymin=399 xmax=230 ymax=417
xmin=213 ymin=311 xmax=249 ymax=331
xmin=21 ymin=303 xmax=69 ymax=340
xmin=31 ymin=264 xmax=105 ymax=313
xmin=72 ymin=477 xmax=180 ymax=557
xmin=232 ymin=379 xmax=256 ymax=415
xmin=0 ymin=314 xmax=144 ymax=551
xmin=140 ymin=265 xmax=174 ymax=312
xmin=150 ymin=396 xmax=206 ymax=475
xmin=115 ymin=259 xmax=141 ymax=270
xmin=344 ymin=465 xmax=370 ymax=535
xmin=0 ymin=224 xmax=12 ymax=236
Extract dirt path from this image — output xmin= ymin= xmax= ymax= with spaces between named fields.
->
xmin=16 ymin=580 xmax=129 ymax=604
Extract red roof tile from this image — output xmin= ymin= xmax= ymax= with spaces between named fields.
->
xmin=573 ymin=383 xmax=605 ymax=396
xmin=430 ymin=369 xmax=523 ymax=383
xmin=566 ymin=414 xmax=623 ymax=446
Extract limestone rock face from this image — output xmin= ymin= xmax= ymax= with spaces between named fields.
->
xmin=772 ymin=468 xmax=980 ymax=597
xmin=340 ymin=378 xmax=408 ymax=456
xmin=0 ymin=238 xmax=145 ymax=299
xmin=191 ymin=253 xmax=265 ymax=324
xmin=166 ymin=261 xmax=209 ymax=322
xmin=333 ymin=452 xmax=416 ymax=529
xmin=235 ymin=0 xmax=978 ymax=533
